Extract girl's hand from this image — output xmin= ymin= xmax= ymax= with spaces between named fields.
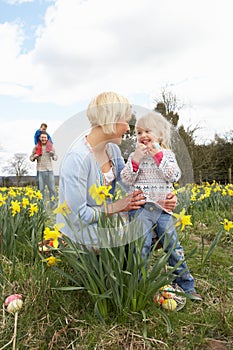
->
xmin=146 ymin=142 xmax=161 ymax=157
xmin=132 ymin=143 xmax=148 ymax=163
xmin=108 ymin=190 xmax=146 ymax=213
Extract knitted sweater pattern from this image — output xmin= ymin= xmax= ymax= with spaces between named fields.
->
xmin=121 ymin=149 xmax=181 ymax=204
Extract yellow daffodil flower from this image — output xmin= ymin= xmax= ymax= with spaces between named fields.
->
xmin=29 ymin=203 xmax=39 ymax=216
xmin=44 ymin=223 xmax=64 ymax=248
xmin=53 ymin=201 xmax=71 ymax=216
xmin=44 ymin=256 xmax=61 ymax=266
xmin=173 ymin=208 xmax=192 ymax=231
xmin=35 ymin=190 xmax=43 ymax=200
xmin=220 ymin=219 xmax=233 ymax=232
xmin=0 ymin=193 xmax=6 ymax=206
xmin=89 ymin=183 xmax=113 ymax=205
xmin=8 ymin=188 xmax=17 ymax=197
xmin=25 ymin=187 xmax=35 ymax=200
xmin=21 ymin=197 xmax=30 ymax=209
xmin=10 ymin=200 xmax=21 ymax=216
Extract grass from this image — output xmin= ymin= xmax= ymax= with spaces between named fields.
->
xmin=1 ymin=231 xmax=232 ymax=349
xmin=0 ymin=184 xmax=233 ymax=349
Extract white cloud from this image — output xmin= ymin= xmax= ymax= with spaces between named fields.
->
xmin=0 ymin=0 xmax=232 ymax=157
xmin=1 ymin=0 xmax=225 ymax=103
xmin=30 ymin=0 xmax=209 ymax=104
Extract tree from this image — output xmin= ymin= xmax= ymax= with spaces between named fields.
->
xmin=210 ymin=132 xmax=233 ymax=183
xmin=119 ymin=112 xmax=137 ymax=161
xmin=2 ymin=153 xmax=31 ymax=186
xmin=153 ymin=87 xmax=233 ymax=184
xmin=154 ymin=86 xmax=185 ymax=127
xmin=154 ymin=86 xmax=185 ymax=114
xmin=153 ymin=87 xmax=204 ymax=184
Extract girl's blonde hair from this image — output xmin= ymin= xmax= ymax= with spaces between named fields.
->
xmin=87 ymin=91 xmax=131 ymax=134
xmin=136 ymin=111 xmax=171 ymax=149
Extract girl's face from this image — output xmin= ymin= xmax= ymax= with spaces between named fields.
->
xmin=136 ymin=127 xmax=156 ymax=146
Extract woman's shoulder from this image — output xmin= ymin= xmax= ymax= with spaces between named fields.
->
xmin=67 ymin=136 xmax=89 ymax=154
xmin=62 ymin=137 xmax=92 ymax=165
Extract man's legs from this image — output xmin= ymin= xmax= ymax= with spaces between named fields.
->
xmin=38 ymin=171 xmax=45 ymax=200
xmin=46 ymin=171 xmax=56 ymax=209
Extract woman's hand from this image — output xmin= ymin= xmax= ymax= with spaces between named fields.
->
xmin=107 ymin=190 xmax=146 ymax=214
xmin=157 ymin=192 xmax=177 ymax=212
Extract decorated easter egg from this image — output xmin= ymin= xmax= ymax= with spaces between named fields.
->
xmin=162 ymin=298 xmax=177 ymax=311
xmin=5 ymin=294 xmax=23 ymax=314
xmin=153 ymin=294 xmax=164 ymax=305
xmin=160 ymin=285 xmax=175 ymax=299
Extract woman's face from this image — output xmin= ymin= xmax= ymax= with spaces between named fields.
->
xmin=110 ymin=120 xmax=130 ymax=144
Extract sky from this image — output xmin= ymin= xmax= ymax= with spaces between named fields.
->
xmin=0 ymin=0 xmax=232 ymax=176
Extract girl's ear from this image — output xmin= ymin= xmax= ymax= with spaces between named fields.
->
xmin=158 ymin=137 xmax=163 ymax=146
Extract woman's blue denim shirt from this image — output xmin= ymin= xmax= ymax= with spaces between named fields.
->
xmin=56 ymin=136 xmax=129 ymax=246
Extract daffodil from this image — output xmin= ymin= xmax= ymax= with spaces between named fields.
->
xmin=25 ymin=187 xmax=35 ymax=200
xmin=220 ymin=219 xmax=233 ymax=232
xmin=89 ymin=183 xmax=113 ymax=205
xmin=53 ymin=200 xmax=71 ymax=216
xmin=8 ymin=188 xmax=17 ymax=197
xmin=0 ymin=193 xmax=6 ymax=206
xmin=35 ymin=190 xmax=43 ymax=200
xmin=44 ymin=223 xmax=64 ymax=248
xmin=173 ymin=208 xmax=192 ymax=231
xmin=21 ymin=197 xmax=29 ymax=209
xmin=10 ymin=200 xmax=21 ymax=216
xmin=44 ymin=256 xmax=61 ymax=266
xmin=29 ymin=203 xmax=39 ymax=216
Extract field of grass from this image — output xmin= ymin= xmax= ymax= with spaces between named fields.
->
xmin=0 ymin=182 xmax=233 ymax=349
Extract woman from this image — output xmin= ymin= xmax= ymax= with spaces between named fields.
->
xmin=56 ymin=91 xmax=177 ymax=247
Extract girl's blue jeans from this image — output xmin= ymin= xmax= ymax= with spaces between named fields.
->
xmin=129 ymin=203 xmax=196 ymax=293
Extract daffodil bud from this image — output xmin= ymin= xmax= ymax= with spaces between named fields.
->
xmin=5 ymin=294 xmax=23 ymax=314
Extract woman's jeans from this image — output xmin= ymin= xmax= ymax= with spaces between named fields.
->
xmin=129 ymin=203 xmax=195 ymax=293
xmin=38 ymin=170 xmax=56 ymax=209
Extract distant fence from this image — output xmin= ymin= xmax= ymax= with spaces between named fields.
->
xmin=194 ymin=168 xmax=232 ymax=185
xmin=0 ymin=176 xmax=59 ymax=187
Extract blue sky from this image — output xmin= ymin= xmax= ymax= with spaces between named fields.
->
xmin=0 ymin=0 xmax=233 ymax=175
xmin=0 ymin=0 xmax=48 ymax=52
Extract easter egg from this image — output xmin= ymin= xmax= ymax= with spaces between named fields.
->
xmin=153 ymin=294 xmax=164 ymax=305
xmin=162 ymin=298 xmax=177 ymax=311
xmin=160 ymin=285 xmax=175 ymax=299
xmin=5 ymin=294 xmax=23 ymax=314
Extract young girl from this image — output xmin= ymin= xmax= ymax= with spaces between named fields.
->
xmin=121 ymin=111 xmax=202 ymax=300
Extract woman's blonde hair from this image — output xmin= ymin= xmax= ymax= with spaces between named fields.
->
xmin=136 ymin=111 xmax=171 ymax=149
xmin=87 ymin=91 xmax=131 ymax=134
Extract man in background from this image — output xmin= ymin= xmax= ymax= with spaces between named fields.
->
xmin=34 ymin=123 xmax=53 ymax=145
xmin=30 ymin=133 xmax=57 ymax=209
